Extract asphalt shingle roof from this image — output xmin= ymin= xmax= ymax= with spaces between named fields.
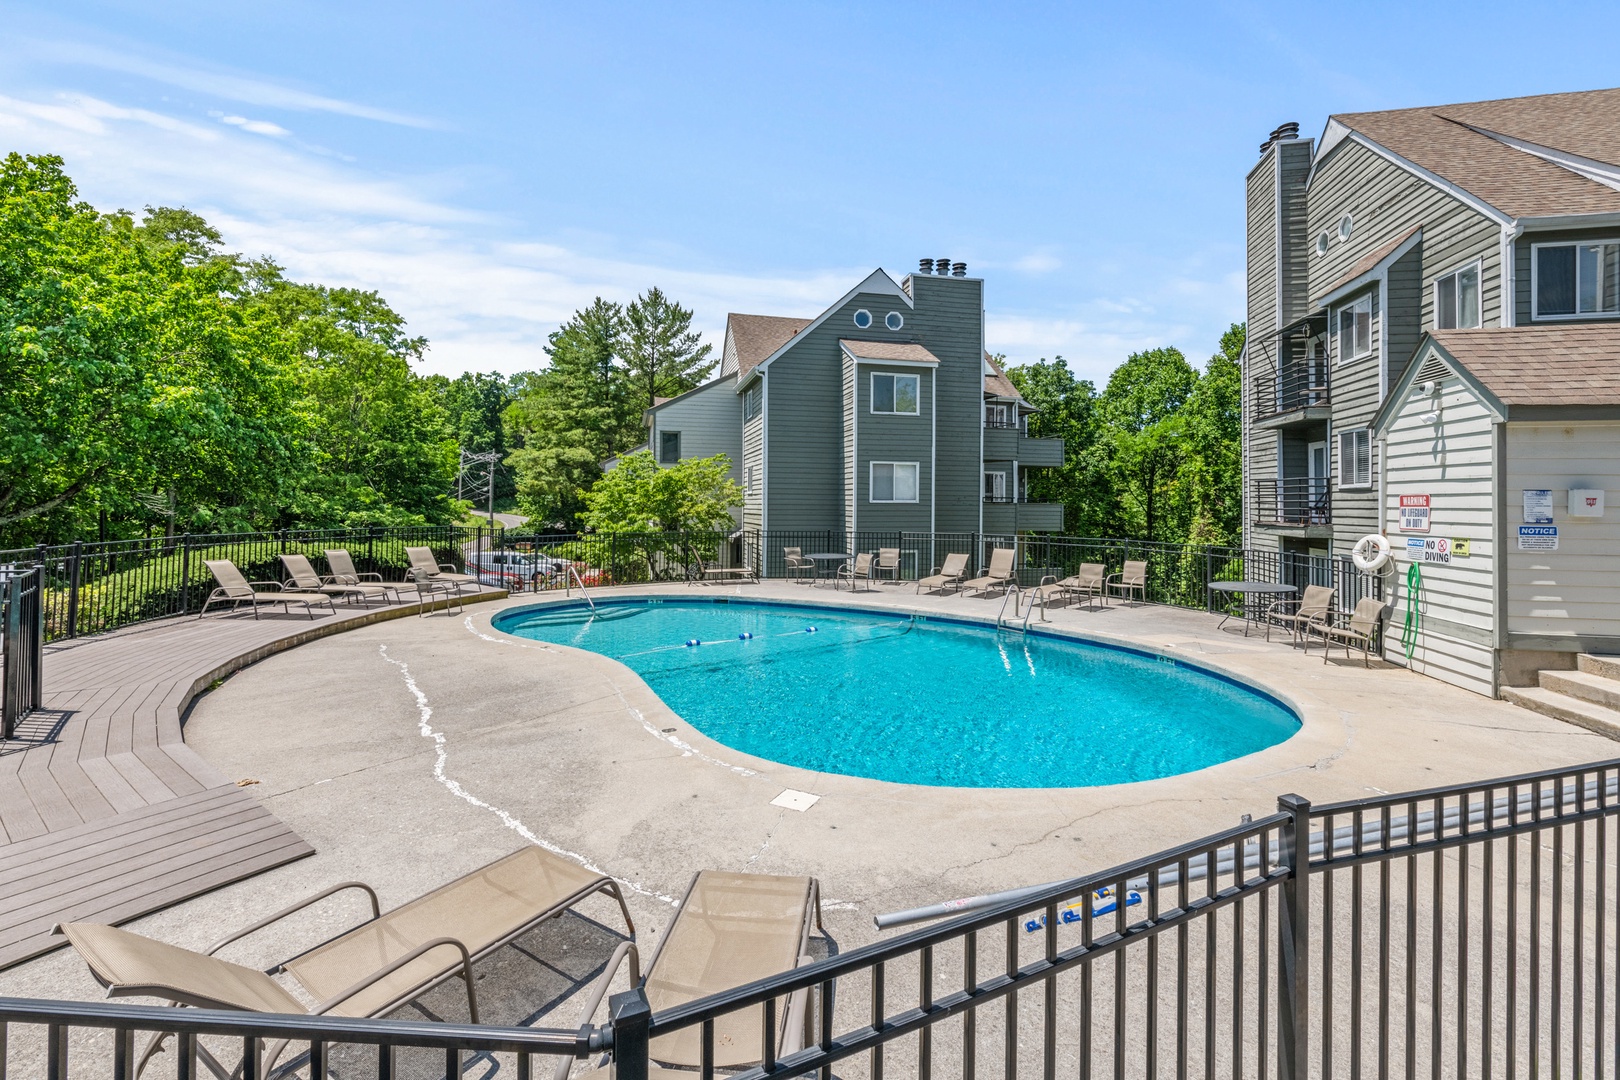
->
xmin=838 ymin=340 xmax=940 ymax=364
xmin=729 ymin=314 xmax=813 ymax=378
xmin=1430 ymin=325 xmax=1620 ymax=406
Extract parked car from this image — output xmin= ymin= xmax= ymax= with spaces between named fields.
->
xmin=465 ymin=550 xmax=571 ymax=589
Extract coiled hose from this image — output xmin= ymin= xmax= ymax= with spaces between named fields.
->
xmin=1400 ymin=561 xmax=1423 ymax=660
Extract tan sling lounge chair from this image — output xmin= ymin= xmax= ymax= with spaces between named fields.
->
xmin=1266 ymin=583 xmax=1336 ymax=644
xmin=873 ymin=547 xmax=901 ymax=583
xmin=58 ymin=846 xmax=635 ymax=1078
xmin=1307 ymin=596 xmax=1388 ymax=666
xmin=1105 ymin=560 xmax=1148 ymax=605
xmin=916 ymin=552 xmax=969 ymax=594
xmin=405 ymin=545 xmax=479 ymax=595
xmin=325 ymin=548 xmax=407 ymax=602
xmin=1030 ymin=562 xmax=1106 ymax=611
xmin=564 ymin=870 xmax=823 ymax=1079
xmin=962 ymin=547 xmax=1016 ymax=596
xmin=198 ymin=559 xmax=332 ymax=619
xmin=279 ymin=553 xmax=391 ymax=605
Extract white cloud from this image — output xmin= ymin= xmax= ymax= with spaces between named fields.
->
xmin=26 ymin=38 xmax=434 ymax=128
xmin=218 ymin=114 xmax=289 ymax=138
xmin=1013 ymin=252 xmax=1062 ymax=274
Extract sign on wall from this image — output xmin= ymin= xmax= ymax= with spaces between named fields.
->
xmin=1569 ymin=489 xmax=1605 ymax=517
xmin=1398 ymin=494 xmax=1431 ymax=533
xmin=1523 ymin=489 xmax=1554 ymax=524
xmin=1518 ymin=525 xmax=1559 ymax=551
xmin=1406 ymin=537 xmax=1453 ymax=564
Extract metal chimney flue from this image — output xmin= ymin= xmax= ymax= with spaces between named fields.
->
xmin=919 ymin=258 xmax=934 ymax=274
xmin=936 ymin=258 xmax=950 ymax=275
xmin=951 ymin=262 xmax=966 ymax=277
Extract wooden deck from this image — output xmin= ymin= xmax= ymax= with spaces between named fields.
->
xmin=0 ymin=588 xmax=506 ymax=969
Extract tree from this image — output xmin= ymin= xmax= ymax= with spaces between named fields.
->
xmin=1004 ymin=356 xmax=1114 ymax=536
xmin=427 ymin=372 xmax=518 ymax=504
xmin=581 ymin=451 xmax=741 ymax=533
xmin=1098 ymin=347 xmax=1199 ymax=543
xmin=1180 ymin=323 xmax=1244 ymax=543
xmin=619 ymin=287 xmax=715 ymax=410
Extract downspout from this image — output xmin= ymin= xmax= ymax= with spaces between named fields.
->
xmin=761 ymin=370 xmax=769 ymax=534
xmin=1500 ymin=221 xmax=1523 ymax=327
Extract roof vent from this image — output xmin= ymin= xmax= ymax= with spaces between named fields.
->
xmin=951 ymin=262 xmax=967 ymax=277
xmin=935 ymin=257 xmax=950 ymax=275
xmin=919 ymin=258 xmax=934 ymax=274
xmin=1260 ymin=121 xmax=1301 ymax=155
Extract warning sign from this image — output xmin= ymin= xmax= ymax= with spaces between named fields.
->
xmin=1406 ymin=537 xmax=1452 ymax=564
xmin=1398 ymin=494 xmax=1431 ymax=533
xmin=1518 ymin=525 xmax=1559 ymax=551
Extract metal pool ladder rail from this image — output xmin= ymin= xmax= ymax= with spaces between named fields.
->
xmin=565 ymin=565 xmax=597 ymax=612
xmin=995 ymin=583 xmax=1025 ymax=632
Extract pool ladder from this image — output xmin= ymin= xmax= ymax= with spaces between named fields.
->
xmin=996 ymin=580 xmax=1053 ymax=633
xmin=565 ymin=565 xmax=597 ymax=613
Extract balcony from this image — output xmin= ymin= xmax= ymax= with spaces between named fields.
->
xmin=1251 ymin=361 xmax=1330 ymax=428
xmin=983 ymin=421 xmax=1064 ymax=466
xmin=983 ymin=497 xmax=1065 ymax=533
xmin=1251 ymin=477 xmax=1331 ymax=528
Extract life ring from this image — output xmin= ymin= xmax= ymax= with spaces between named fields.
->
xmin=1351 ymin=533 xmax=1391 ymax=571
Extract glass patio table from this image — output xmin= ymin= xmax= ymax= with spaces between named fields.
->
xmin=805 ymin=552 xmax=853 ymax=588
xmin=1207 ymin=580 xmax=1296 ymax=636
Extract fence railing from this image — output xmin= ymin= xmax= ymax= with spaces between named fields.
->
xmin=1252 ymin=478 xmax=1332 ymax=527
xmin=1251 ymin=359 xmax=1331 ymax=420
xmin=1 ymin=565 xmax=44 ymax=739
xmin=4 ymin=758 xmax=1612 ymax=1078
xmin=0 ymin=526 xmax=494 ymax=643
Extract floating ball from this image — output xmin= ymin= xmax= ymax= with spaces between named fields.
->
xmin=805 ymin=626 xmax=818 ymax=633
xmin=685 ymin=639 xmax=701 ymax=647
xmin=738 ymin=632 xmax=753 ymax=640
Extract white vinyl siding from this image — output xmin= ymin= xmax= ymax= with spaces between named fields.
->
xmin=870 ymin=462 xmax=919 ymax=503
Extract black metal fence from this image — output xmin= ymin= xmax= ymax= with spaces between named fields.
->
xmin=3 ymin=758 xmax=1614 ymax=1078
xmin=0 ymin=526 xmax=491 ymax=642
xmin=1 ymin=565 xmax=44 ymax=739
xmin=1251 ymin=478 xmax=1332 ymax=527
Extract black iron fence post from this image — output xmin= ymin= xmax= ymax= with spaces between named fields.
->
xmin=178 ymin=534 xmax=192 ymax=616
xmin=1277 ymin=792 xmax=1312 ymax=1079
xmin=65 ymin=540 xmax=82 ymax=639
xmin=607 ymin=987 xmax=651 ymax=1080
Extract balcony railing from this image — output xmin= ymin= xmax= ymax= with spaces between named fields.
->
xmin=1252 ymin=361 xmax=1330 ymax=420
xmin=983 ymin=416 xmax=1026 ymax=431
xmin=1252 ymin=477 xmax=1331 ymax=526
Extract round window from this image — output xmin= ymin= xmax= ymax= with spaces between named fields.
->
xmin=1316 ymin=232 xmax=1330 ymax=256
xmin=1338 ymin=214 xmax=1354 ymax=241
xmin=853 ymin=309 xmax=872 ymax=329
xmin=885 ymin=311 xmax=904 ymax=331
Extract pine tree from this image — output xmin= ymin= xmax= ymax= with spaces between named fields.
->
xmin=620 ymin=287 xmax=715 ymax=409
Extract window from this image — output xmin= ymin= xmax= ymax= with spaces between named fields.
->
xmin=1338 ymin=214 xmax=1354 ymax=241
xmin=743 ymin=383 xmax=762 ymax=421
xmin=1534 ymin=242 xmax=1620 ymax=318
xmin=1336 ymin=295 xmax=1373 ymax=362
xmin=983 ymin=471 xmax=1007 ymax=500
xmin=870 ymin=462 xmax=919 ymax=503
xmin=984 ymin=402 xmax=1012 ymax=427
xmin=745 ymin=465 xmax=756 ymax=492
xmin=870 ymin=372 xmax=920 ymax=414
xmin=885 ymin=311 xmax=904 ymax=330
xmin=658 ymin=430 xmax=681 ymax=464
xmin=1434 ymin=263 xmax=1481 ymax=329
xmin=853 ymin=309 xmax=873 ymax=329
xmin=1316 ymin=232 xmax=1330 ymax=256
xmin=1337 ymin=429 xmax=1371 ymax=489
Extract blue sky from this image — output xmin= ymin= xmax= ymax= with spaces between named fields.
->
xmin=5 ymin=2 xmax=1620 ymax=383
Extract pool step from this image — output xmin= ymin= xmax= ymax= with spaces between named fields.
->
xmin=1502 ymin=657 xmax=1620 ymax=742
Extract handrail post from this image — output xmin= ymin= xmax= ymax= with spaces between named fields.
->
xmin=1277 ymin=792 xmax=1312 ymax=1080
xmin=65 ymin=540 xmax=82 ymax=639
xmin=607 ymin=987 xmax=651 ymax=1080
xmin=178 ymin=534 xmax=192 ymax=616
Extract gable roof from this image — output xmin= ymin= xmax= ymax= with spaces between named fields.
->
xmin=839 ymin=340 xmax=940 ymax=364
xmin=744 ymin=269 xmax=914 ymax=386
xmin=727 ymin=314 xmax=814 ymax=379
xmin=1314 ymin=225 xmax=1421 ymax=308
xmin=1373 ymin=325 xmax=1620 ymax=431
xmin=982 ymin=354 xmax=1030 ymax=406
xmin=1332 ymin=88 xmax=1620 ymax=219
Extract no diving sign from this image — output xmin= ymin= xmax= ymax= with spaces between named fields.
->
xmin=1407 ymin=537 xmax=1452 ymax=564
xmin=1398 ymin=494 xmax=1431 ymax=533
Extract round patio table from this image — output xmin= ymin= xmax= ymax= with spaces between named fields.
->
xmin=805 ymin=552 xmax=853 ymax=589
xmin=1208 ymin=580 xmax=1296 ymax=636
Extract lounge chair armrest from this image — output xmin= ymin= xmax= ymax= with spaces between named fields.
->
xmin=553 ymin=941 xmax=641 ymax=1080
xmin=438 ymin=562 xmax=459 ymax=572
xmin=780 ymin=952 xmax=818 ymax=1057
xmin=1039 ymin=574 xmax=1057 ymax=586
xmin=248 ymin=581 xmax=283 ymax=590
xmin=313 ymin=936 xmax=482 ymax=1023
xmin=207 ymin=881 xmax=382 ymax=958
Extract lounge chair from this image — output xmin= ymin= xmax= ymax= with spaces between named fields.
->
xmin=58 ymin=846 xmax=635 ymax=1079
xmin=783 ymin=547 xmax=814 ymax=582
xmin=405 ymin=545 xmax=479 ymax=595
xmin=916 ymin=552 xmax=970 ymax=594
xmin=873 ymin=547 xmax=901 ymax=584
xmin=1030 ymin=562 xmax=1106 ymax=611
xmin=325 ymin=549 xmax=405 ymax=602
xmin=279 ymin=553 xmax=391 ymax=605
xmin=962 ymin=547 xmax=1016 ymax=596
xmin=1266 ymin=583 xmax=1336 ymax=644
xmin=198 ymin=560 xmax=333 ymax=620
xmin=1105 ymin=560 xmax=1148 ymax=606
xmin=1307 ymin=596 xmax=1388 ymax=666
xmin=562 ymin=870 xmax=823 ymax=1078
xmin=837 ymin=552 xmax=874 ymax=591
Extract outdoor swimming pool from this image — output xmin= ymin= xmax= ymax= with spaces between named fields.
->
xmin=494 ymin=598 xmax=1299 ymax=788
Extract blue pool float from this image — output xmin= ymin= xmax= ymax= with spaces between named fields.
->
xmin=739 ymin=632 xmax=753 ymax=640
xmin=685 ymin=639 xmax=701 ymax=648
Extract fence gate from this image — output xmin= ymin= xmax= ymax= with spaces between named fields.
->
xmin=1 ymin=565 xmax=44 ymax=739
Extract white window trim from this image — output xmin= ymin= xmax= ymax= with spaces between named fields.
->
xmin=853 ymin=308 xmax=873 ymax=329
xmin=885 ymin=311 xmax=904 ymax=330
xmin=1336 ymin=428 xmax=1372 ymax=490
xmin=1431 ymin=258 xmax=1483 ymax=330
xmin=868 ymin=461 xmax=920 ymax=503
xmin=1530 ymin=240 xmax=1620 ymax=321
xmin=869 ymin=371 xmax=921 ymax=415
xmin=658 ymin=430 xmax=681 ymax=464
xmin=1335 ymin=294 xmax=1374 ymax=364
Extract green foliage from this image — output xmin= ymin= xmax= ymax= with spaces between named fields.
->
xmin=582 ymin=450 xmax=741 ymax=533
xmin=425 ymin=371 xmax=518 ymax=504
xmin=620 ymin=286 xmax=715 ymax=410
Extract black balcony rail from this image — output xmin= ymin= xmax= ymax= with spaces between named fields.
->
xmin=1251 ymin=359 xmax=1331 ymax=420
xmin=983 ymin=415 xmax=1026 ymax=431
xmin=0 ymin=526 xmax=495 ymax=643
xmin=1 ymin=565 xmax=44 ymax=739
xmin=1252 ymin=478 xmax=1332 ymax=526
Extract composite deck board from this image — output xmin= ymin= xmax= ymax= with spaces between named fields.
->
xmin=0 ymin=588 xmax=502 ymax=969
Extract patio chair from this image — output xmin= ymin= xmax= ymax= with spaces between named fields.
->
xmin=405 ymin=545 xmax=479 ymax=595
xmin=837 ymin=551 xmax=875 ymax=591
xmin=1028 ymin=562 xmax=1106 ymax=611
xmin=874 ymin=547 xmax=901 ymax=584
xmin=1266 ymin=583 xmax=1336 ymax=644
xmin=1105 ymin=560 xmax=1148 ymax=606
xmin=411 ymin=566 xmax=465 ymax=616
xmin=561 ymin=870 xmax=824 ymax=1078
xmin=58 ymin=846 xmax=635 ymax=1079
xmin=1307 ymin=596 xmax=1388 ymax=666
xmin=279 ymin=553 xmax=391 ymax=606
xmin=783 ymin=547 xmax=814 ymax=582
xmin=916 ymin=552 xmax=970 ymax=595
xmin=198 ymin=560 xmax=333 ymax=620
xmin=325 ymin=548 xmax=406 ymax=602
xmin=962 ymin=547 xmax=1016 ymax=596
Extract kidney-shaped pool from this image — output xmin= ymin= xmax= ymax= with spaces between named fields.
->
xmin=494 ymin=598 xmax=1299 ymax=788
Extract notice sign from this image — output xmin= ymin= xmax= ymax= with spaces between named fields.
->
xmin=1399 ymin=494 xmax=1432 ymax=533
xmin=1407 ymin=537 xmax=1453 ymax=564
xmin=1523 ymin=489 xmax=1554 ymax=524
xmin=1519 ymin=525 xmax=1559 ymax=551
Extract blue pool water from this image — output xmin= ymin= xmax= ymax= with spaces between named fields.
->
xmin=494 ymin=599 xmax=1299 ymax=789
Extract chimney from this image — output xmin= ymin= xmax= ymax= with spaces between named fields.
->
xmin=919 ymin=258 xmax=934 ymax=274
xmin=1260 ymin=121 xmax=1301 ymax=155
xmin=951 ymin=261 xmax=967 ymax=277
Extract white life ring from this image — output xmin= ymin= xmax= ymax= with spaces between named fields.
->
xmin=1351 ymin=533 xmax=1391 ymax=571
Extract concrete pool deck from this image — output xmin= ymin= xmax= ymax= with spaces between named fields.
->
xmin=3 ymin=580 xmax=1615 ymax=1042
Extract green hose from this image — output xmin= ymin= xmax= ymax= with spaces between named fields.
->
xmin=1400 ymin=561 xmax=1423 ymax=661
